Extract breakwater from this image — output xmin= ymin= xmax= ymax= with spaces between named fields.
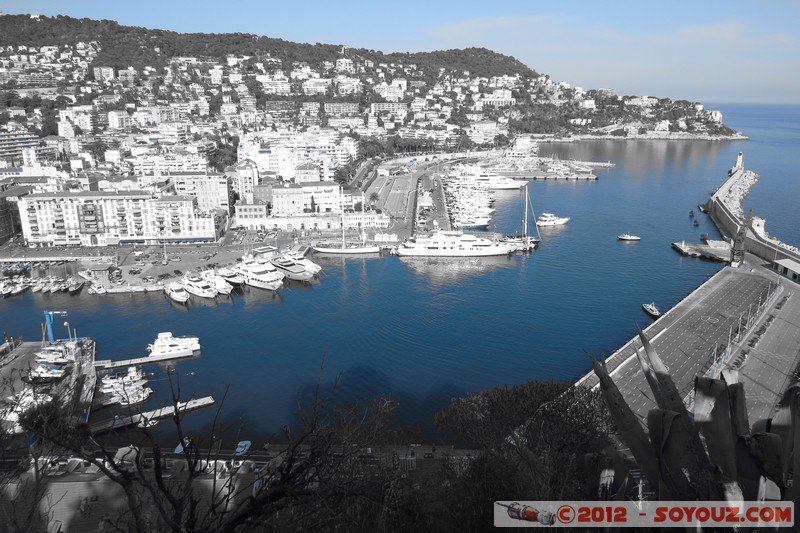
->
xmin=708 ymin=152 xmax=800 ymax=266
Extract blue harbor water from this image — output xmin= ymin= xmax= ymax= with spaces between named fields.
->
xmin=1 ymin=104 xmax=798 ymax=443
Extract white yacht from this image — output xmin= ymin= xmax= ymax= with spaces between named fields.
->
xmin=311 ymin=204 xmax=381 ymax=255
xmin=453 ymin=216 xmax=491 ymax=229
xmin=282 ymin=251 xmax=322 ymax=275
xmin=536 ymin=212 xmax=570 ymax=227
xmin=270 ymin=256 xmax=315 ymax=282
xmin=100 ymin=367 xmax=147 ymax=394
xmin=180 ymin=273 xmax=217 ymax=299
xmin=147 ymin=332 xmax=201 ymax=357
xmin=88 ymin=282 xmax=107 ymax=295
xmin=312 ymin=241 xmax=381 ymax=255
xmin=618 ymin=233 xmax=641 ymax=241
xmin=455 ymin=168 xmax=523 ymax=190
xmin=236 ymin=255 xmax=285 ymax=291
xmin=164 ymin=282 xmax=190 ymax=303
xmin=394 ymin=231 xmax=517 ymax=257
xmin=217 ymin=267 xmax=245 ymax=286
xmin=200 ymin=270 xmax=233 ymax=295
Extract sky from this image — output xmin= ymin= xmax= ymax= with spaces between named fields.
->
xmin=1 ymin=0 xmax=798 ymax=103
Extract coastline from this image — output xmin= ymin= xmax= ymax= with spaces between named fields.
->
xmin=542 ymin=132 xmax=749 ymax=142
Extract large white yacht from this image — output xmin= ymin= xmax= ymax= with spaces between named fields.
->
xmin=236 ymin=255 xmax=285 ymax=290
xmin=147 ymin=332 xmax=201 ymax=357
xmin=270 ymin=256 xmax=315 ymax=282
xmin=454 ymin=168 xmax=523 ymax=190
xmin=200 ymin=270 xmax=233 ymax=295
xmin=535 ymin=212 xmax=570 ymax=227
xmin=164 ymin=281 xmax=190 ymax=303
xmin=394 ymin=231 xmax=517 ymax=257
xmin=180 ymin=273 xmax=217 ymax=298
xmin=282 ymin=250 xmax=322 ymax=275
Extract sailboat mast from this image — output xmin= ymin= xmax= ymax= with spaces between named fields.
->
xmin=342 ymin=191 xmax=346 ymax=246
xmin=523 ymin=184 xmax=528 ymax=238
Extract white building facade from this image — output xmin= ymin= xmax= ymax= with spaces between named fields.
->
xmin=17 ymin=191 xmax=218 ymax=246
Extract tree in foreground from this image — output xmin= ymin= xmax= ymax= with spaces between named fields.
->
xmin=429 ymin=380 xmax=612 ymax=531
xmin=12 ymin=361 xmax=421 ymax=532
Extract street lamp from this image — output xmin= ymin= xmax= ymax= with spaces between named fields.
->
xmin=63 ymin=321 xmax=72 ymax=342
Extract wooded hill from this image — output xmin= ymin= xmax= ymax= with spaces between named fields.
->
xmin=0 ymin=15 xmax=537 ymax=80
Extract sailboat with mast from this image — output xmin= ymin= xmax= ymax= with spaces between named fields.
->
xmin=502 ymin=183 xmax=540 ymax=252
xmin=313 ymin=192 xmax=381 ymax=255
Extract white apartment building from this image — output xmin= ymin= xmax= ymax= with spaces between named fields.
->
xmin=234 ymin=201 xmax=268 ymax=229
xmin=370 ymin=102 xmax=408 ymax=116
xmin=157 ymin=122 xmax=191 ymax=144
xmin=209 ymin=68 xmax=224 ymax=85
xmin=58 ymin=106 xmax=95 ymax=132
xmin=239 ymin=133 xmax=347 ymax=182
xmin=168 ymin=172 xmax=231 ymax=213
xmin=302 ymin=78 xmax=331 ymax=96
xmin=260 ymin=78 xmax=291 ymax=95
xmin=127 ymin=152 xmax=208 ymax=177
xmin=270 ymin=181 xmax=342 ymax=216
xmin=333 ymin=76 xmax=362 ymax=96
xmin=17 ymin=191 xmax=218 ymax=246
xmin=270 ymin=182 xmax=304 ymax=216
xmin=231 ymin=160 xmax=258 ymax=198
xmin=479 ymin=89 xmax=516 ymax=108
xmin=373 ymin=82 xmax=404 ymax=102
xmin=107 ymin=110 xmax=133 ymax=129
xmin=335 ymin=58 xmax=354 ymax=73
xmin=323 ymin=102 xmax=359 ymax=116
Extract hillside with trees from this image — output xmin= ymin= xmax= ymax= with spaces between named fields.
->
xmin=0 ymin=15 xmax=536 ymax=79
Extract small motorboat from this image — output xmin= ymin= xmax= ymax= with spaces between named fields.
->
xmin=693 ymin=220 xmax=700 ymax=227
xmin=643 ymin=302 xmax=662 ymax=318
xmin=536 ymin=212 xmax=570 ymax=227
xmin=618 ymin=234 xmax=641 ymax=241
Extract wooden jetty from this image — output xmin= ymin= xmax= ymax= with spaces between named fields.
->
xmin=94 ymin=351 xmax=196 ymax=369
xmin=89 ymin=396 xmax=215 ymax=434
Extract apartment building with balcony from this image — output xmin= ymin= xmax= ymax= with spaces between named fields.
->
xmin=16 ymin=190 xmax=217 ymax=246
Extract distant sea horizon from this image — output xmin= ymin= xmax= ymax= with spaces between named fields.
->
xmin=2 ymin=102 xmax=798 ymax=446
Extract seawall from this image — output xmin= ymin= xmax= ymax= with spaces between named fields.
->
xmin=707 ymin=157 xmax=800 ymax=265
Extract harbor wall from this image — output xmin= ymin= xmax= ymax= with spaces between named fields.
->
xmin=708 ymin=164 xmax=800 ymax=265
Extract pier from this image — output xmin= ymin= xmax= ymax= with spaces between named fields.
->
xmin=576 ymin=266 xmax=791 ymax=422
xmin=89 ymin=396 xmax=215 ymax=434
xmin=671 ymin=239 xmax=730 ymax=262
xmin=527 ymin=172 xmax=597 ymax=181
xmin=578 ymin=153 xmax=800 ymax=425
xmin=94 ymin=351 xmax=196 ymax=370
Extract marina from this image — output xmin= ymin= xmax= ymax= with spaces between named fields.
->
xmin=1 ymin=104 xmax=798 ymax=441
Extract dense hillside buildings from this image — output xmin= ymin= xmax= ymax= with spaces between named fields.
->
xmin=0 ymin=14 xmax=737 ymax=248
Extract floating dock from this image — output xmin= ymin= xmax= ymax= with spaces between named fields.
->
xmin=497 ymin=171 xmax=598 ymax=181
xmin=89 ymin=396 xmax=215 ymax=433
xmin=94 ymin=351 xmax=197 ymax=369
xmin=527 ymin=172 xmax=597 ymax=181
